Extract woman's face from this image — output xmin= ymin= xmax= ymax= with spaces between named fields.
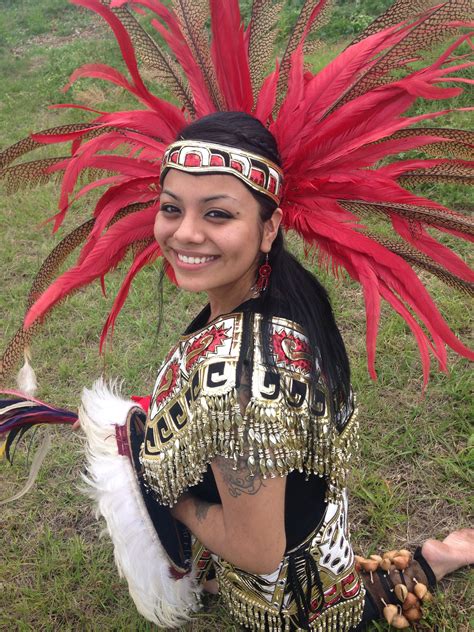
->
xmin=155 ymin=169 xmax=281 ymax=299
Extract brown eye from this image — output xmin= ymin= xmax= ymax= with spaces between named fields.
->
xmin=206 ymin=209 xmax=233 ymax=219
xmin=160 ymin=204 xmax=181 ymax=215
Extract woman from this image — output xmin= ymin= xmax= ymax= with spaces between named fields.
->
xmin=1 ymin=1 xmax=473 ymax=630
xmin=122 ymin=110 xmax=472 ymax=631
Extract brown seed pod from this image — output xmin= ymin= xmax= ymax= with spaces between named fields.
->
xmin=384 ymin=549 xmax=399 ymax=561
xmin=393 ymin=555 xmax=410 ymax=570
xmin=405 ymin=607 xmax=423 ymax=623
xmin=394 ymin=583 xmax=409 ymax=603
xmin=422 ymin=590 xmax=433 ymax=602
xmin=354 ymin=555 xmax=365 ymax=571
xmin=370 ymin=554 xmax=383 ymax=563
xmin=383 ymin=604 xmax=398 ymax=624
xmin=391 ymin=613 xmax=411 ymax=628
xmin=414 ymin=582 xmax=428 ymax=599
xmin=361 ymin=559 xmax=379 ymax=572
xmin=380 ymin=557 xmax=392 ymax=571
xmin=398 ymin=548 xmax=412 ymax=560
xmin=402 ymin=592 xmax=420 ymax=611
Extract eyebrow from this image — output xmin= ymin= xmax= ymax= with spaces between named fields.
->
xmin=161 ymin=189 xmax=238 ymax=203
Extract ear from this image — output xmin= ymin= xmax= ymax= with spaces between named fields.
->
xmin=260 ymin=208 xmax=283 ymax=253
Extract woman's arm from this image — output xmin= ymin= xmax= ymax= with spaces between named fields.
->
xmin=171 ymin=362 xmax=286 ymax=575
xmin=171 ymin=456 xmax=286 ymax=575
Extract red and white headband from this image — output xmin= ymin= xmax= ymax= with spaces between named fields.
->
xmin=161 ymin=140 xmax=283 ymax=204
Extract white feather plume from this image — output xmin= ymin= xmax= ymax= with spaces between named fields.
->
xmin=16 ymin=349 xmax=38 ymax=397
xmin=80 ymin=378 xmax=201 ymax=627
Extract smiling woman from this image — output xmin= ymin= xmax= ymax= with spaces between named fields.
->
xmin=156 ymin=168 xmax=281 ymax=308
xmin=1 ymin=1 xmax=474 ymax=631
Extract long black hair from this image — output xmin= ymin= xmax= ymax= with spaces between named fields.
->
xmin=176 ymin=112 xmax=351 ymax=402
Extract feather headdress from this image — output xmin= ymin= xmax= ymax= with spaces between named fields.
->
xmin=1 ymin=0 xmax=473 ymax=390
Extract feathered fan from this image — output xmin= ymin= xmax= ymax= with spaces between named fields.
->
xmin=0 ymin=0 xmax=473 ymax=395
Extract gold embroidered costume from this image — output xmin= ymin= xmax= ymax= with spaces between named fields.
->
xmin=141 ymin=307 xmax=364 ymax=630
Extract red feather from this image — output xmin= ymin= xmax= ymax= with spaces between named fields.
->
xmin=100 ymin=241 xmax=161 ymax=350
xmin=391 ymin=216 xmax=474 ymax=283
xmin=254 ymin=63 xmax=279 ymax=123
xmin=5 ymin=1 xmax=471 ymax=385
xmin=24 ymin=208 xmax=157 ymax=328
xmin=210 ymin=0 xmax=253 ymax=111
xmin=77 ymin=184 xmax=158 ymax=264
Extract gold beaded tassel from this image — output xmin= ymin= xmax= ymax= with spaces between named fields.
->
xmin=219 ymin=579 xmax=365 ymax=631
xmin=326 ymin=407 xmax=360 ymax=502
xmin=143 ymin=382 xmax=360 ymax=507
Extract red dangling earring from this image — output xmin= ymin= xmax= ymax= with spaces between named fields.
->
xmin=256 ymin=254 xmax=272 ymax=292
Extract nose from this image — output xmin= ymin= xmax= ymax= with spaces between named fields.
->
xmin=173 ymin=210 xmax=205 ymax=244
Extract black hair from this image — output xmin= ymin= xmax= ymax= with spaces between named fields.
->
xmin=175 ymin=112 xmax=350 ymax=402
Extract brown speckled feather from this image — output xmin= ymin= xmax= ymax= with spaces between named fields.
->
xmin=0 ymin=123 xmax=96 ymax=170
xmin=342 ymin=200 xmax=474 ymax=236
xmin=382 ymin=128 xmax=474 ymax=161
xmin=0 ymin=326 xmax=39 ymax=385
xmin=398 ymin=162 xmax=473 ymax=188
xmin=349 ymin=0 xmax=434 ymax=45
xmin=0 ymin=203 xmax=155 ymax=384
xmin=111 ymin=4 xmax=195 ymax=115
xmin=276 ymin=0 xmax=331 ymax=109
xmin=302 ymin=0 xmax=333 ymax=56
xmin=0 ymin=158 xmax=68 ymax=193
xmin=248 ymin=0 xmax=282 ymax=102
xmin=26 ymin=203 xmax=153 ymax=310
xmin=172 ymin=0 xmax=224 ymax=110
xmin=331 ymin=0 xmax=473 ymax=113
xmin=26 ymin=219 xmax=96 ymax=310
xmin=369 ymin=234 xmax=474 ymax=296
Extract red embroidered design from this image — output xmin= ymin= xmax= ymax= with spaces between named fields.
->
xmin=341 ymin=573 xmax=361 ymax=598
xmin=184 ymin=152 xmax=201 ymax=166
xmin=250 ymin=167 xmax=265 ymax=186
xmin=154 ymin=361 xmax=180 ymax=407
xmin=210 ymin=154 xmax=225 ymax=167
xmin=272 ymin=330 xmax=312 ymax=372
xmin=308 ymin=573 xmax=362 ymax=621
xmin=268 ymin=175 xmax=277 ymax=193
xmin=230 ymin=159 xmax=243 ymax=172
xmin=185 ymin=324 xmax=229 ymax=370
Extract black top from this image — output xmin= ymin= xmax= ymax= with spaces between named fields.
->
xmin=185 ymin=297 xmax=328 ymax=551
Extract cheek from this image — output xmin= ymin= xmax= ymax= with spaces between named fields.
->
xmin=219 ymin=226 xmax=261 ymax=261
xmin=153 ymin=214 xmax=169 ymax=248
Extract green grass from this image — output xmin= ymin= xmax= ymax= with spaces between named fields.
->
xmin=1 ymin=1 xmax=473 ymax=630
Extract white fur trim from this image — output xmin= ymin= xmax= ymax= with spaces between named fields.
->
xmin=80 ymin=378 xmax=201 ymax=627
xmin=16 ymin=351 xmax=38 ymax=397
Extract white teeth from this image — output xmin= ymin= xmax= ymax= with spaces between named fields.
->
xmin=177 ymin=253 xmax=216 ymax=264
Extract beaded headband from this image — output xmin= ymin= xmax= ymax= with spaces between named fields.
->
xmin=161 ymin=140 xmax=284 ymax=204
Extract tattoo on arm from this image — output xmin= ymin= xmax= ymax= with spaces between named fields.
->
xmin=215 ymin=456 xmax=265 ymax=498
xmin=214 ymin=366 xmax=265 ymax=497
xmin=193 ymin=498 xmax=212 ymax=523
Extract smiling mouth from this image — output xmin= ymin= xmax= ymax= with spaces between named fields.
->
xmin=175 ymin=252 xmax=219 ymax=265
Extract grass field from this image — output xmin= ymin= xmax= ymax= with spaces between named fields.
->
xmin=0 ymin=1 xmax=472 ymax=631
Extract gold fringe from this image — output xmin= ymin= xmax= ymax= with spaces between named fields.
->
xmin=218 ymin=570 xmax=365 ymax=631
xmin=143 ymin=387 xmax=360 ymax=506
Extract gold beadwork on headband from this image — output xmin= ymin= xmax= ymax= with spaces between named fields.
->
xmin=161 ymin=140 xmax=283 ymax=204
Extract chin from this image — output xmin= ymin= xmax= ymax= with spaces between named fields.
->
xmin=174 ymin=274 xmax=214 ymax=294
